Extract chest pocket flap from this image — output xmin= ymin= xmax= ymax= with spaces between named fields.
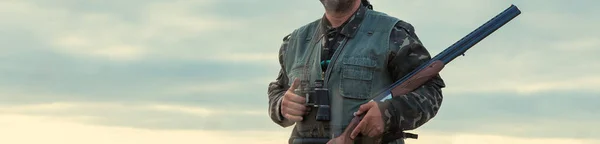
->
xmin=340 ymin=57 xmax=377 ymax=100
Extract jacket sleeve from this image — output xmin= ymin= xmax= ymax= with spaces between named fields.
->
xmin=267 ymin=34 xmax=295 ymax=127
xmin=381 ymin=22 xmax=446 ymax=133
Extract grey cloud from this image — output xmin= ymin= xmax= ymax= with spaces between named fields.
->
xmin=373 ymin=0 xmax=599 ymax=56
xmin=0 ymin=103 xmax=278 ymax=131
xmin=0 ymin=53 xmax=276 ymax=105
xmin=0 ymin=0 xmax=598 ymax=114
xmin=206 ymin=1 xmax=319 ymax=18
xmin=0 ymin=26 xmax=277 ymax=106
xmin=2 ymin=89 xmax=598 ymax=139
xmin=26 ymin=0 xmax=208 ymax=22
xmin=95 ymin=111 xmax=276 ymax=131
xmin=4 ymin=0 xmax=598 ymax=59
xmin=421 ymin=90 xmax=600 ymax=139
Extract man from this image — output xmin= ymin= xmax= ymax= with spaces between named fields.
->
xmin=267 ymin=0 xmax=445 ymax=143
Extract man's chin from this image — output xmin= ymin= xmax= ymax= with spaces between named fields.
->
xmin=321 ymin=0 xmax=356 ymax=13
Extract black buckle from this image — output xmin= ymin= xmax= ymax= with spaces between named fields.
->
xmin=404 ymin=132 xmax=418 ymax=139
xmin=291 ymin=138 xmax=329 ymax=144
xmin=381 ymin=132 xmax=418 ymax=143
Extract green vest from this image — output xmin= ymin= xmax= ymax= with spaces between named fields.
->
xmin=283 ymin=9 xmax=404 ymax=144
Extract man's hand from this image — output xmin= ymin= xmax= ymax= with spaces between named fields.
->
xmin=281 ymin=78 xmax=308 ymax=122
xmin=350 ymin=101 xmax=385 ymax=140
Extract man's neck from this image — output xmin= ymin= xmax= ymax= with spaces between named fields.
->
xmin=324 ymin=1 xmax=361 ymax=28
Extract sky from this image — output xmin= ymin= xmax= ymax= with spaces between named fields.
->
xmin=0 ymin=0 xmax=598 ymax=144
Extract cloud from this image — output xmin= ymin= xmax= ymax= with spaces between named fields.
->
xmin=421 ymin=90 xmax=600 ymax=139
xmin=2 ymin=0 xmax=596 ymax=106
xmin=410 ymin=132 xmax=600 ymax=144
xmin=0 ymin=102 xmax=273 ymax=131
xmin=374 ymin=0 xmax=509 ymax=28
xmin=0 ymin=59 xmax=277 ymax=104
xmin=0 ymin=0 xmax=248 ymax=62
xmin=1 ymin=88 xmax=598 ymax=140
xmin=0 ymin=102 xmax=264 ymax=118
xmin=554 ymin=38 xmax=600 ymax=51
xmin=438 ymin=35 xmax=600 ymax=95
xmin=201 ymin=52 xmax=280 ymax=63
xmin=442 ymin=73 xmax=600 ymax=95
xmin=0 ymin=114 xmax=291 ymax=144
xmin=0 ymin=0 xmax=598 ymax=143
xmin=0 ymin=113 xmax=598 ymax=144
xmin=0 ymin=0 xmax=596 ymax=109
xmin=164 ymin=76 xmax=273 ymax=95
xmin=53 ymin=34 xmax=146 ymax=61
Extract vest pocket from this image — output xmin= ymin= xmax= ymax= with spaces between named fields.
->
xmin=340 ymin=57 xmax=377 ymax=100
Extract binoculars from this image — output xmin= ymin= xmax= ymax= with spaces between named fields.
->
xmin=294 ymin=80 xmax=331 ymax=121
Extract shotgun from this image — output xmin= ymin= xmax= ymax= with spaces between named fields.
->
xmin=327 ymin=4 xmax=522 ymax=144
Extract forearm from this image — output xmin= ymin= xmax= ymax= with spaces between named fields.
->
xmin=268 ymin=78 xmax=294 ymax=127
xmin=381 ymin=76 xmax=444 ymax=132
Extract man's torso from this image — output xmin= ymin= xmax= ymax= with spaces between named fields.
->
xmin=282 ymin=8 xmax=405 ymax=144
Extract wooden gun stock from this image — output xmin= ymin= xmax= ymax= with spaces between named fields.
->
xmin=390 ymin=61 xmax=445 ymax=96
